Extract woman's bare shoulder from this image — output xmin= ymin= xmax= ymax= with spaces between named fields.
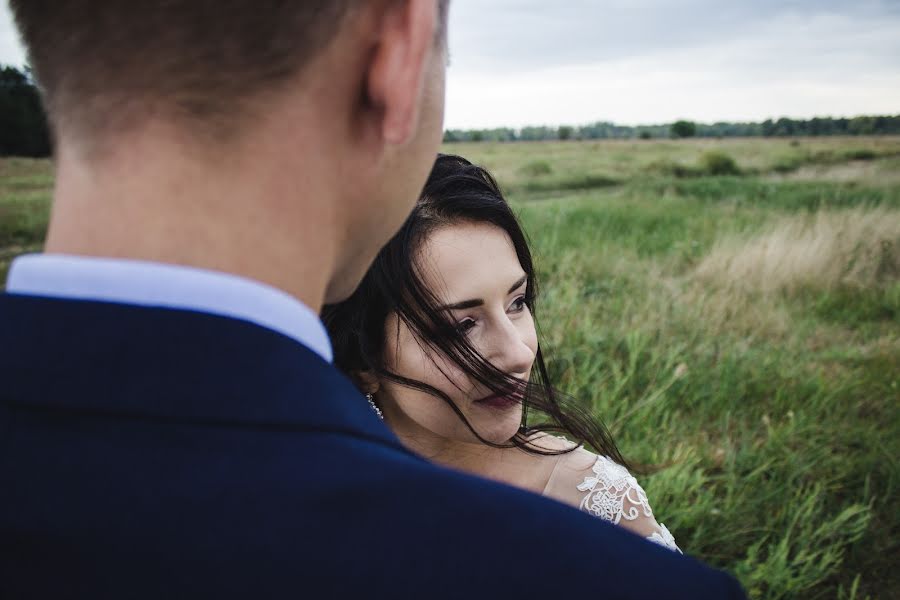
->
xmin=539 ymin=441 xmax=682 ymax=553
xmin=540 ymin=441 xmax=606 ymax=502
xmin=523 ymin=432 xmax=584 ymax=454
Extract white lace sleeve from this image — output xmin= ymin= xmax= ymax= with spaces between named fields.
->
xmin=576 ymin=455 xmax=682 ymax=553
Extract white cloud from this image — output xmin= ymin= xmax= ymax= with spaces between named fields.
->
xmin=0 ymin=3 xmax=27 ymax=67
xmin=445 ymin=0 xmax=900 ymax=127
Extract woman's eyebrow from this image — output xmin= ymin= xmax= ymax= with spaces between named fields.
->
xmin=438 ymin=274 xmax=528 ymax=312
xmin=507 ymin=274 xmax=528 ymax=294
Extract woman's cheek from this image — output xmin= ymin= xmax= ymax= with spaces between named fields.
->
xmin=424 ymin=351 xmax=472 ymax=396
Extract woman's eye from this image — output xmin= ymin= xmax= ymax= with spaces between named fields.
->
xmin=510 ymin=296 xmax=528 ymax=313
xmin=455 ymin=318 xmax=476 ymax=335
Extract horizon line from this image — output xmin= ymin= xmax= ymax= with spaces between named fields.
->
xmin=444 ymin=113 xmax=900 ymax=132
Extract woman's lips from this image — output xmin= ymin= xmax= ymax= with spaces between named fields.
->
xmin=474 ymin=394 xmax=521 ymax=410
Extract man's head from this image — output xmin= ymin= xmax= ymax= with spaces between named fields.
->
xmin=10 ymin=0 xmax=448 ymax=148
xmin=10 ymin=0 xmax=451 ymax=305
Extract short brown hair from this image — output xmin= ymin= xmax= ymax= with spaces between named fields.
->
xmin=11 ymin=0 xmax=449 ymax=146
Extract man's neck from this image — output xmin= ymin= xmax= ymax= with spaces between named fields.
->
xmin=44 ymin=126 xmax=338 ymax=313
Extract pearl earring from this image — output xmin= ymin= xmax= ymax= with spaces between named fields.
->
xmin=366 ymin=393 xmax=384 ymax=420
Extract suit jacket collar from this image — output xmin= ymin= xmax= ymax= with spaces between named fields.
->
xmin=5 ymin=254 xmax=334 ymax=363
xmin=0 ymin=294 xmax=407 ymax=452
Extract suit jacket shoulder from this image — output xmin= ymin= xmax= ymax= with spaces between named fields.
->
xmin=0 ymin=294 xmax=744 ymax=599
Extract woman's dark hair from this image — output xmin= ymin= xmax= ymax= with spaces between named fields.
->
xmin=322 ymin=154 xmax=628 ymax=466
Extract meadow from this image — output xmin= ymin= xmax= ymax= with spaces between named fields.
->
xmin=2 ymin=136 xmax=899 ymax=599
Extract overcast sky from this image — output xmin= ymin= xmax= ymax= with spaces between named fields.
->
xmin=2 ymin=1 xmax=898 ymax=129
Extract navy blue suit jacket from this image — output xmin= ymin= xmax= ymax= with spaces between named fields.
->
xmin=0 ymin=294 xmax=745 ymax=599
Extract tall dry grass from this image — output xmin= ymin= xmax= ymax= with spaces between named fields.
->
xmin=693 ymin=208 xmax=900 ymax=296
xmin=683 ymin=209 xmax=900 ymax=338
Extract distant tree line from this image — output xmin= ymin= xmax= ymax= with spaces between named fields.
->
xmin=444 ymin=115 xmax=900 ymax=143
xmin=2 ymin=63 xmax=899 ymax=156
xmin=1 ymin=66 xmax=51 ymax=157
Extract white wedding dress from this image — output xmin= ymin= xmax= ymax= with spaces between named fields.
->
xmin=539 ymin=440 xmax=682 ymax=553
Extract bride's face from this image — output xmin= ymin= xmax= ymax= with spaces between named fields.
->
xmin=376 ymin=221 xmax=538 ymax=447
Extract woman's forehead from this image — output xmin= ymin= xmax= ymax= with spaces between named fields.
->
xmin=418 ymin=222 xmax=524 ymax=298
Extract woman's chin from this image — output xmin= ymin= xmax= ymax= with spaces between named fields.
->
xmin=474 ymin=408 xmax=524 ymax=445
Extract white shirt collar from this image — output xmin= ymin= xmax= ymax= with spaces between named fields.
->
xmin=5 ymin=254 xmax=333 ymax=363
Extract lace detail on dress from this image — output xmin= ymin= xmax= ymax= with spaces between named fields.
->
xmin=576 ymin=455 xmax=682 ymax=553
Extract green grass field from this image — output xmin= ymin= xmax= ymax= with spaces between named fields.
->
xmin=2 ymin=137 xmax=899 ymax=599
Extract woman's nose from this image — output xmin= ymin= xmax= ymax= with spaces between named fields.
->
xmin=491 ymin=318 xmax=534 ymax=377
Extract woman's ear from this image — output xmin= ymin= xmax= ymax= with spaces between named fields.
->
xmin=354 ymin=370 xmax=381 ymax=394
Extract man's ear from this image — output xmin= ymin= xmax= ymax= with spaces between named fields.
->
xmin=365 ymin=0 xmax=440 ymax=145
